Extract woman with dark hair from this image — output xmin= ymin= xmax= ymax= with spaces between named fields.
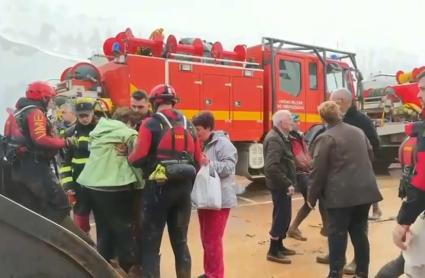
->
xmin=192 ymin=111 xmax=238 ymax=278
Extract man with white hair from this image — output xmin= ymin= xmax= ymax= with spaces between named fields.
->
xmin=263 ymin=110 xmax=297 ymax=264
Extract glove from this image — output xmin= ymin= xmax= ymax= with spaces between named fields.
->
xmin=65 ymin=137 xmax=78 ymax=148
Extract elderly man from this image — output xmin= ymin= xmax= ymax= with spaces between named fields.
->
xmin=263 ymin=110 xmax=297 ymax=264
xmin=308 ymin=101 xmax=382 ymax=278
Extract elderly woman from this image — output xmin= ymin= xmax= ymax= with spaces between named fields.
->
xmin=192 ymin=111 xmax=238 ymax=278
xmin=263 ymin=109 xmax=297 ymax=264
xmin=308 ymin=101 xmax=382 ymax=278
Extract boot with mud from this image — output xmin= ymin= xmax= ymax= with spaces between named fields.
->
xmin=267 ymin=239 xmax=291 ymax=264
xmin=343 ymin=259 xmax=357 ymax=275
xmin=287 ymin=228 xmax=307 ymax=241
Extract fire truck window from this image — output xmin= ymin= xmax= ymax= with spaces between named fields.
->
xmin=309 ymin=63 xmax=318 ymax=90
xmin=279 ymin=60 xmax=301 ymax=96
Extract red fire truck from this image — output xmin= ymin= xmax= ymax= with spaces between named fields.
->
xmin=56 ymin=28 xmax=362 ymax=179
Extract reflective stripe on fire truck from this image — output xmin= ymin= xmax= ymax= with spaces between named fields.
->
xmin=182 ymin=109 xmax=321 ymax=123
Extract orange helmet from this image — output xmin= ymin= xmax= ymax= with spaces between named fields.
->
xmin=26 ymin=81 xmax=56 ymax=101
xmin=149 ymin=84 xmax=177 ymax=108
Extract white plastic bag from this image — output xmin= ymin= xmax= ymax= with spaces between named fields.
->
xmin=191 ymin=164 xmax=222 ymax=209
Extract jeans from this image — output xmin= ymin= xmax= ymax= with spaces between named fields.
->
xmin=198 ymin=208 xmax=231 ymax=278
xmin=142 ymin=181 xmax=192 ymax=278
xmin=270 ymin=190 xmax=292 ymax=239
xmin=327 ymin=204 xmax=371 ymax=277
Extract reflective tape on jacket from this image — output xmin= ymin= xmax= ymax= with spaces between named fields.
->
xmin=61 ymin=176 xmax=73 ymax=185
xmin=78 ymin=136 xmax=90 ymax=142
xmin=71 ymin=157 xmax=89 ymax=164
xmin=59 ymin=166 xmax=72 ymax=174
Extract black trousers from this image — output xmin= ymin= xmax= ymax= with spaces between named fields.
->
xmin=88 ymin=188 xmax=140 ymax=271
xmin=9 ymin=156 xmax=69 ymax=223
xmin=269 ymin=189 xmax=292 ymax=239
xmin=327 ymin=204 xmax=371 ymax=277
xmin=142 ymin=180 xmax=192 ymax=278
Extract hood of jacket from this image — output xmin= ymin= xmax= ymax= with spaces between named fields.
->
xmin=89 ymin=117 xmax=138 ymax=144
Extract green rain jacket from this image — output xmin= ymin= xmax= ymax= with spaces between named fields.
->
xmin=77 ymin=118 xmax=144 ymax=189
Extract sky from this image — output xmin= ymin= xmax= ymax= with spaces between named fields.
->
xmin=0 ymin=0 xmax=424 ymax=124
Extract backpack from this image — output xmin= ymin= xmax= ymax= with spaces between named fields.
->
xmin=398 ymin=136 xmax=417 ymax=198
xmin=151 ymin=111 xmax=196 ymax=182
xmin=290 ymin=135 xmax=311 ymax=173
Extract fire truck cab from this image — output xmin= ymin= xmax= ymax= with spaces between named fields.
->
xmin=56 ymin=29 xmax=361 ymax=179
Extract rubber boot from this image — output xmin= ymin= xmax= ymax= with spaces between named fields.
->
xmin=73 ymin=213 xmax=90 ymax=233
xmin=375 ymin=254 xmax=404 ymax=278
xmin=59 ymin=215 xmax=95 ymax=247
xmin=267 ymin=239 xmax=291 ymax=264
xmin=343 ymin=259 xmax=357 ymax=275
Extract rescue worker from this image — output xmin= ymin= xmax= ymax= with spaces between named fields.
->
xmin=59 ymin=98 xmax=97 ymax=233
xmin=391 ymin=72 xmax=425 ymax=277
xmin=317 ymin=87 xmax=382 ymax=275
xmin=2 ymin=81 xmax=93 ymax=245
xmin=128 ymin=84 xmax=203 ymax=278
xmin=130 ymin=90 xmax=152 ymax=131
xmin=263 ymin=110 xmax=297 ymax=264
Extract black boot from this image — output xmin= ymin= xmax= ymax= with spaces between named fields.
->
xmin=267 ymin=239 xmax=291 ymax=264
xmin=278 ymin=238 xmax=296 ymax=256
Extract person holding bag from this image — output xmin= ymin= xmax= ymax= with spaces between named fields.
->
xmin=192 ymin=111 xmax=238 ymax=278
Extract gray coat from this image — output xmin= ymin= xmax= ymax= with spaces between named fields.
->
xmin=263 ymin=127 xmax=297 ymax=192
xmin=204 ymin=131 xmax=238 ymax=208
xmin=308 ymin=122 xmax=383 ymax=209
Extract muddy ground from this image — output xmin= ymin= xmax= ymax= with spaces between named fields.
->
xmin=157 ymin=172 xmax=405 ymax=278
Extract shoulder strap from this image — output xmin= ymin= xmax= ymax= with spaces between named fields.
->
xmin=155 ymin=112 xmax=173 ymax=129
xmin=14 ymin=105 xmax=40 ymax=147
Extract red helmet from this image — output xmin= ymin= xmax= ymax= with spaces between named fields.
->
xmin=149 ymin=84 xmax=177 ymax=107
xmin=26 ymin=81 xmax=56 ymax=101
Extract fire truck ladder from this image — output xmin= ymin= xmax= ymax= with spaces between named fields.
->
xmin=261 ymin=37 xmax=364 ymax=111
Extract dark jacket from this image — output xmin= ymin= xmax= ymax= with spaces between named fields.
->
xmin=263 ymin=127 xmax=296 ymax=191
xmin=308 ymin=122 xmax=383 ymax=208
xmin=59 ymin=122 xmax=96 ymax=191
xmin=397 ymin=121 xmax=425 ymax=225
xmin=344 ymin=105 xmax=380 ymax=156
